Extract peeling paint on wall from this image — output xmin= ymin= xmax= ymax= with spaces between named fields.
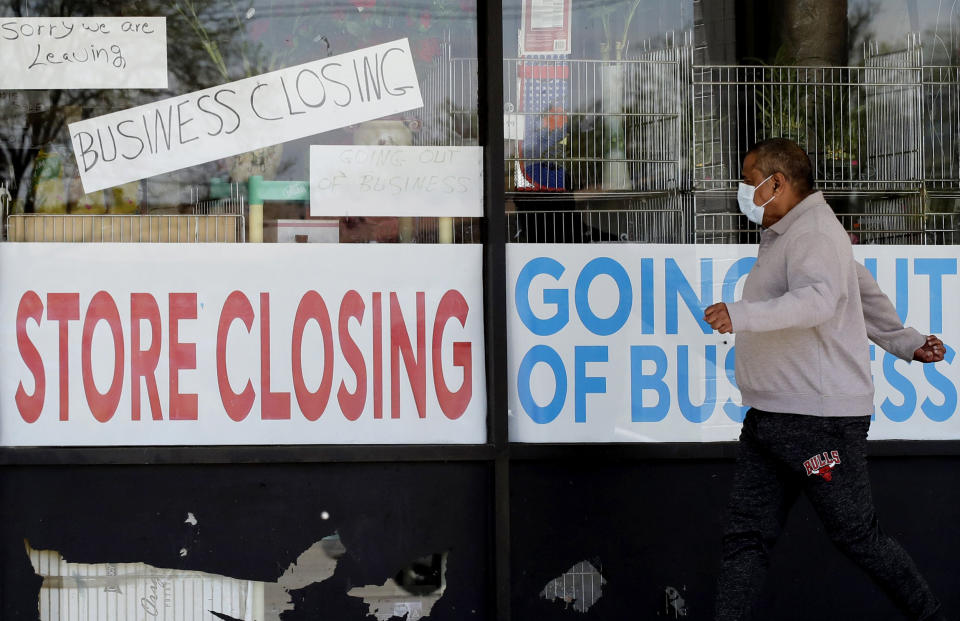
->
xmin=26 ymin=534 xmax=344 ymax=621
xmin=539 ymin=559 xmax=606 ymax=613
xmin=263 ymin=533 xmax=345 ymax=619
xmin=348 ymin=552 xmax=448 ymax=620
xmin=663 ymin=585 xmax=688 ymax=618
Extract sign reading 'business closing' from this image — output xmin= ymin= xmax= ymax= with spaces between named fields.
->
xmin=68 ymin=39 xmax=423 ymax=193
xmin=0 ymin=244 xmax=486 ymax=446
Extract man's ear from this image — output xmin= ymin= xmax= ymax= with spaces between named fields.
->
xmin=772 ymin=172 xmax=788 ymax=192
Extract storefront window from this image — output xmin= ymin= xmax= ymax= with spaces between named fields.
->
xmin=501 ymin=0 xmax=693 ymax=243
xmin=0 ymin=0 xmax=480 ymax=244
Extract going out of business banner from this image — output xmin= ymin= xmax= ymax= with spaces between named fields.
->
xmin=507 ymin=244 xmax=959 ymax=442
xmin=0 ymin=244 xmax=485 ymax=446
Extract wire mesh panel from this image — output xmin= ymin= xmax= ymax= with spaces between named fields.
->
xmin=693 ymin=193 xmax=955 ymax=245
xmin=507 ymin=193 xmax=690 ymax=243
xmin=504 ymin=56 xmax=684 ymax=194
xmin=693 ymin=62 xmax=923 ymax=192
xmin=408 ymin=39 xmax=479 ymax=147
xmin=924 ymin=211 xmax=960 ymax=244
xmin=923 ymin=65 xmax=960 ymax=191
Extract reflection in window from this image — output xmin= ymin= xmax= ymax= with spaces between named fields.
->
xmin=0 ymin=0 xmax=480 ymax=244
xmin=501 ymin=0 xmax=694 ymax=243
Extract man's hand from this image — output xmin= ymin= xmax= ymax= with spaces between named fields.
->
xmin=913 ymin=335 xmax=946 ymax=363
xmin=704 ymin=302 xmax=733 ymax=334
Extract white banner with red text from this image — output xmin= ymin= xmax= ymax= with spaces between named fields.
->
xmin=0 ymin=244 xmax=485 ymax=446
xmin=507 ymin=244 xmax=959 ymax=442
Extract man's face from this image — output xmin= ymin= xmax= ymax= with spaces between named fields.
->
xmin=741 ymin=153 xmax=778 ymax=226
xmin=741 ymin=153 xmax=775 ymax=203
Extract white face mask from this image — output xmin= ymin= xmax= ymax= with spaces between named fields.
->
xmin=737 ymin=175 xmax=775 ymax=225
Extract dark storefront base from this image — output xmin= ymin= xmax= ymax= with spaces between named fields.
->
xmin=0 ymin=462 xmax=492 ymax=620
xmin=2 ymin=452 xmax=958 ymax=620
xmin=511 ymin=455 xmax=960 ymax=621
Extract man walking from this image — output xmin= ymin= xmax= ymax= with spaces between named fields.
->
xmin=703 ymin=138 xmax=947 ymax=621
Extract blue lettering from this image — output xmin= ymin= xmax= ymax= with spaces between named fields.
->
xmin=575 ymin=346 xmax=607 ymax=423
xmin=678 ymin=345 xmax=717 ymax=423
xmin=896 ymin=258 xmax=909 ymax=323
xmin=922 ymin=345 xmax=956 ymax=422
xmin=575 ymin=257 xmax=632 ymax=336
xmin=515 ymin=257 xmax=568 ymax=336
xmin=665 ymin=258 xmax=713 ymax=335
xmin=863 ymin=257 xmax=877 ymax=280
xmin=880 ymin=352 xmax=917 ymax=422
xmin=630 ymin=345 xmax=670 ymax=422
xmin=914 ymin=258 xmax=956 ymax=333
xmin=641 ymin=258 xmax=654 ymax=334
xmin=722 ymin=257 xmax=756 ymax=303
xmin=723 ymin=346 xmax=748 ymax=422
xmin=517 ymin=345 xmax=567 ymax=424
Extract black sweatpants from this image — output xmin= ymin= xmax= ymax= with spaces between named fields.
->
xmin=715 ymin=409 xmax=942 ymax=621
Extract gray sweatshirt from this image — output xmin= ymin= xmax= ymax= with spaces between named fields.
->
xmin=726 ymin=191 xmax=925 ymax=417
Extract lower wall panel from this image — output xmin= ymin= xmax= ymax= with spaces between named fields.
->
xmin=0 ymin=462 xmax=491 ymax=620
xmin=510 ymin=457 xmax=960 ymax=620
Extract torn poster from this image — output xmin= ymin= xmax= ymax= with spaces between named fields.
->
xmin=26 ymin=534 xmax=344 ymax=621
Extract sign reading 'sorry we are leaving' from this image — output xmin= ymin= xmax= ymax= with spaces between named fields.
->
xmin=69 ymin=39 xmax=423 ymax=193
xmin=0 ymin=17 xmax=168 ymax=90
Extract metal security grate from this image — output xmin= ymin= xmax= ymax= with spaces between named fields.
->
xmin=503 ymin=55 xmax=686 ymax=194
xmin=507 ymin=193 xmax=691 ymax=243
xmin=693 ymin=62 xmax=923 ymax=193
xmin=923 ymin=64 xmax=960 ymax=191
xmin=695 ymin=205 xmax=957 ymax=245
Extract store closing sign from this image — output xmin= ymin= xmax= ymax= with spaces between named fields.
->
xmin=507 ymin=245 xmax=959 ymax=443
xmin=0 ymin=244 xmax=486 ymax=446
xmin=69 ymin=39 xmax=423 ymax=193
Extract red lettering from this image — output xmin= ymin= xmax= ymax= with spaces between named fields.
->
xmin=169 ymin=293 xmax=198 ymax=420
xmin=373 ymin=292 xmax=383 ymax=419
xmin=292 ymin=291 xmax=334 ymax=421
xmin=432 ymin=290 xmax=472 ymax=420
xmin=47 ymin=293 xmax=79 ymax=421
xmin=259 ymin=293 xmax=290 ymax=419
xmin=390 ymin=292 xmax=426 ymax=418
xmin=130 ymin=293 xmax=163 ymax=421
xmin=15 ymin=291 xmax=45 ymax=423
xmin=337 ymin=290 xmax=366 ymax=421
xmin=81 ymin=291 xmax=124 ymax=422
xmin=217 ymin=291 xmax=255 ymax=422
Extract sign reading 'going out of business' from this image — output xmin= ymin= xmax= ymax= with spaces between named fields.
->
xmin=310 ymin=146 xmax=483 ymax=217
xmin=68 ymin=39 xmax=423 ymax=194
xmin=508 ymin=244 xmax=960 ymax=443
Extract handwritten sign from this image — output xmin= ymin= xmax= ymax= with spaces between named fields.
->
xmin=310 ymin=146 xmax=482 ymax=217
xmin=68 ymin=39 xmax=423 ymax=194
xmin=0 ymin=17 xmax=167 ymax=90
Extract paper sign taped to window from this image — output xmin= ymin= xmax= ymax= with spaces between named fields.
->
xmin=0 ymin=17 xmax=168 ymax=89
xmin=68 ymin=39 xmax=423 ymax=193
xmin=310 ymin=145 xmax=483 ymax=217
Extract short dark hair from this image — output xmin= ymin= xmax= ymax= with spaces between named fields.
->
xmin=747 ymin=138 xmax=815 ymax=193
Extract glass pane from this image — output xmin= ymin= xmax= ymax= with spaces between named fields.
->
xmin=502 ymin=0 xmax=693 ymax=243
xmin=0 ymin=0 xmax=480 ymax=244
